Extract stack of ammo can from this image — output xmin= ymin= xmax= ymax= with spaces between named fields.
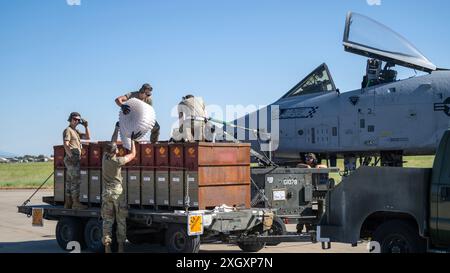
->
xmin=53 ymin=142 xmax=251 ymax=210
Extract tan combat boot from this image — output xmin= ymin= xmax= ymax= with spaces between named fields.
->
xmin=64 ymin=195 xmax=72 ymax=209
xmin=104 ymin=244 xmax=112 ymax=254
xmin=118 ymin=242 xmax=125 ymax=253
xmin=71 ymin=195 xmax=88 ymax=210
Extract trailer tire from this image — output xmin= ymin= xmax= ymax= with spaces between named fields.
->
xmin=165 ymin=224 xmax=200 ymax=253
xmin=55 ymin=217 xmax=86 ymax=251
xmin=237 ymin=241 xmax=266 ymax=253
xmin=84 ymin=218 xmax=118 ymax=253
xmin=373 ymin=220 xmax=426 ymax=253
xmin=266 ymin=216 xmax=286 ymax=246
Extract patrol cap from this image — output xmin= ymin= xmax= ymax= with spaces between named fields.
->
xmin=182 ymin=94 xmax=194 ymax=100
xmin=139 ymin=83 xmax=153 ymax=93
xmin=67 ymin=112 xmax=81 ymax=122
xmin=306 ymin=153 xmax=317 ymax=160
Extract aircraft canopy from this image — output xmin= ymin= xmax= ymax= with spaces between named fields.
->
xmin=282 ymin=63 xmax=336 ymax=98
xmin=343 ymin=12 xmax=437 ymax=72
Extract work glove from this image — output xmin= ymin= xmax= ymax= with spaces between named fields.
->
xmin=131 ymin=131 xmax=143 ymax=140
xmin=81 ymin=119 xmax=88 ymax=127
xmin=121 ymin=104 xmax=131 ymax=115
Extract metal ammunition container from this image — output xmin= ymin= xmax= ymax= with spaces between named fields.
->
xmin=79 ymin=169 xmax=89 ymax=203
xmin=169 ymin=144 xmax=184 ymax=207
xmin=79 ymin=144 xmax=90 ymax=203
xmin=185 ymin=172 xmax=199 ymax=207
xmin=184 ymin=142 xmax=251 ymax=209
xmin=89 ymin=143 xmax=102 ymax=168
xmin=141 ymin=169 xmax=155 ymax=206
xmin=155 ymin=143 xmax=169 ymax=206
xmin=141 ymin=143 xmax=155 ymax=206
xmin=80 ymin=143 xmax=89 ymax=167
xmin=156 ymin=172 xmax=169 ymax=206
xmin=89 ymin=169 xmax=101 ymax=203
xmin=53 ymin=145 xmax=65 ymax=168
xmin=54 ymin=168 xmax=65 ymax=202
xmin=127 ymin=170 xmax=141 ymax=205
xmin=140 ymin=143 xmax=155 ymax=167
xmin=117 ymin=143 xmax=141 ymax=168
xmin=170 ymin=171 xmax=184 ymax=207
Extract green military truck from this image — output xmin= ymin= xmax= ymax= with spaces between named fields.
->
xmin=318 ymin=131 xmax=450 ymax=253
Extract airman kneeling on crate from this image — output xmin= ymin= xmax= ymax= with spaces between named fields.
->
xmin=176 ymin=94 xmax=208 ymax=142
xmin=115 ymin=83 xmax=160 ymax=143
xmin=63 ymin=112 xmax=90 ymax=210
xmin=101 ymin=132 xmax=138 ymax=253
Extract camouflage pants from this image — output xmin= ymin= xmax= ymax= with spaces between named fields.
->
xmin=181 ymin=119 xmax=206 ymax=142
xmin=64 ymin=152 xmax=81 ymax=198
xmin=150 ymin=121 xmax=160 ymax=143
xmin=101 ymin=192 xmax=128 ymax=244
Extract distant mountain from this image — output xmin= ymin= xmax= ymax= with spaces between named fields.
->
xmin=0 ymin=150 xmax=17 ymax=158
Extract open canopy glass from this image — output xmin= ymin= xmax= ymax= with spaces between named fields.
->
xmin=281 ymin=63 xmax=336 ymax=98
xmin=343 ymin=12 xmax=436 ymax=72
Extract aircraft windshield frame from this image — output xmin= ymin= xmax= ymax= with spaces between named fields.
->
xmin=281 ymin=63 xmax=336 ymax=99
xmin=343 ymin=12 xmax=437 ymax=72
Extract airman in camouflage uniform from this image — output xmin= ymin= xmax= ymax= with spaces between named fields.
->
xmin=63 ymin=112 xmax=90 ymax=210
xmin=177 ymin=95 xmax=208 ymax=142
xmin=101 ymin=126 xmax=137 ymax=253
xmin=115 ymin=83 xmax=160 ymax=143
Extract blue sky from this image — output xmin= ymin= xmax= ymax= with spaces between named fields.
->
xmin=1 ymin=0 xmax=450 ymax=156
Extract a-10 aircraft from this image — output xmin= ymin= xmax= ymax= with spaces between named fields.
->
xmin=228 ymin=12 xmax=450 ymax=169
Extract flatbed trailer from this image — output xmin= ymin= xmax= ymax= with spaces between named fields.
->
xmin=16 ymin=162 xmax=341 ymax=253
xmin=18 ymin=197 xmax=315 ymax=253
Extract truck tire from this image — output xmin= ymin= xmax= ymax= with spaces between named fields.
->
xmin=84 ymin=218 xmax=118 ymax=253
xmin=165 ymin=224 xmax=200 ymax=253
xmin=266 ymin=216 xmax=287 ymax=246
xmin=373 ymin=220 xmax=426 ymax=253
xmin=56 ymin=217 xmax=86 ymax=251
xmin=237 ymin=241 xmax=266 ymax=253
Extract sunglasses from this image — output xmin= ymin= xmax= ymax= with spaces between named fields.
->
xmin=72 ymin=118 xmax=81 ymax=122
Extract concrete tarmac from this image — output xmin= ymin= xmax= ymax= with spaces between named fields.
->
xmin=0 ymin=190 xmax=366 ymax=253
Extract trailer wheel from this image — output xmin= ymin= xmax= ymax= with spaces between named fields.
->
xmin=266 ymin=216 xmax=286 ymax=246
xmin=373 ymin=220 xmax=426 ymax=253
xmin=84 ymin=218 xmax=118 ymax=253
xmin=55 ymin=217 xmax=86 ymax=251
xmin=165 ymin=224 xmax=200 ymax=253
xmin=237 ymin=241 xmax=266 ymax=253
